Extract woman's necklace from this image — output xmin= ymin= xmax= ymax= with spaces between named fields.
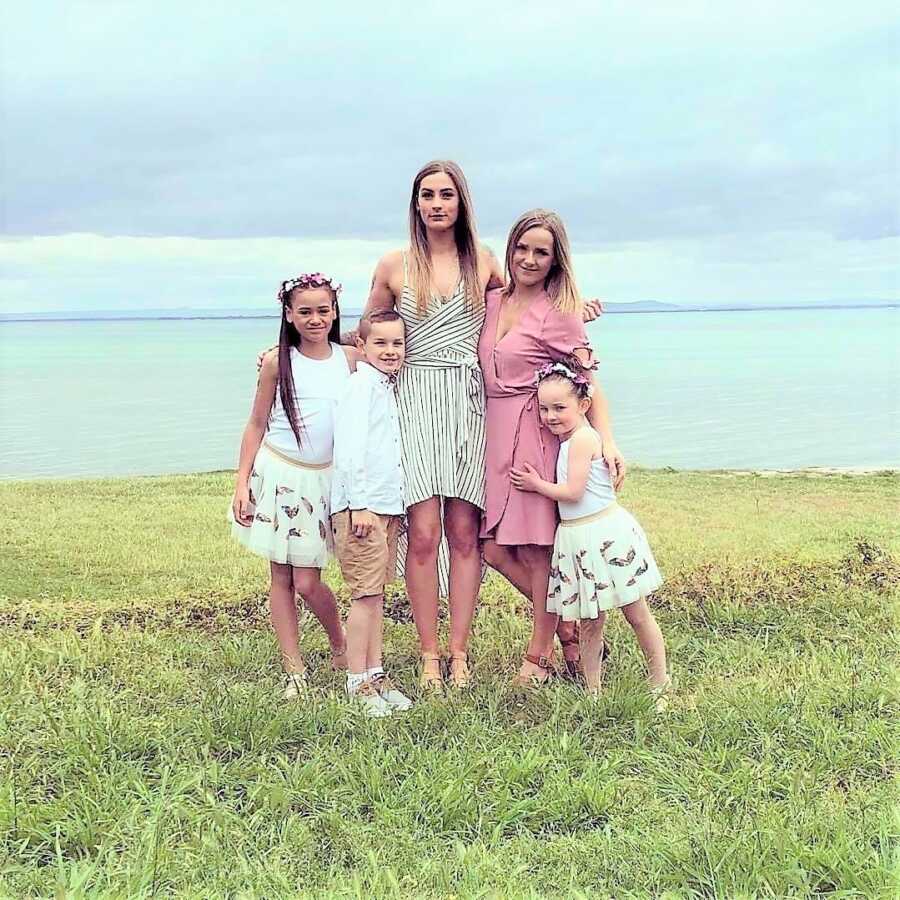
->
xmin=433 ymin=260 xmax=461 ymax=302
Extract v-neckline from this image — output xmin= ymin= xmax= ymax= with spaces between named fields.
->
xmin=493 ymin=292 xmax=540 ymax=347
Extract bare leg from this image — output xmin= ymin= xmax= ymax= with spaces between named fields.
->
xmin=269 ymin=562 xmax=303 ymax=672
xmin=366 ymin=595 xmax=384 ymax=670
xmin=294 ymin=567 xmax=345 ymax=656
xmin=484 ymin=540 xmax=581 ymax=669
xmin=517 ymin=544 xmax=557 ymax=680
xmin=345 ymin=594 xmax=380 ymax=673
xmin=621 ymin=598 xmax=668 ymax=687
xmin=580 ymin=615 xmax=607 ymax=694
xmin=483 ymin=539 xmax=531 ymax=597
xmin=443 ymin=498 xmax=482 ymax=656
xmin=405 ymin=498 xmax=442 ymax=679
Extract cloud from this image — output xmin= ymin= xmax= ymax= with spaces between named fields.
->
xmin=1 ymin=1 xmax=897 ymax=309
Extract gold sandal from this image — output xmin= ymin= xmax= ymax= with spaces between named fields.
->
xmin=448 ymin=652 xmax=471 ymax=689
xmin=513 ymin=653 xmax=555 ymax=687
xmin=419 ymin=652 xmax=444 ymax=693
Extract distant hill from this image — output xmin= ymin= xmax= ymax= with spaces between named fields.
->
xmin=2 ymin=299 xmax=896 ymax=322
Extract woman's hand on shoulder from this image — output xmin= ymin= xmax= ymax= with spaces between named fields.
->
xmin=256 ymin=344 xmax=278 ymax=372
xmin=602 ymin=437 xmax=626 ymax=491
xmin=581 ymin=298 xmax=603 ymax=323
xmin=341 ymin=344 xmax=364 ymax=371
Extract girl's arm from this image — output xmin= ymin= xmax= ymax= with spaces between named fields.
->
xmin=232 ymin=351 xmax=278 ymax=525
xmin=510 ymin=429 xmax=597 ymax=502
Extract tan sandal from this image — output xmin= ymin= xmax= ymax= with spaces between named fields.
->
xmin=419 ymin=652 xmax=444 ymax=693
xmin=513 ymin=653 xmax=555 ymax=687
xmin=448 ymin=652 xmax=471 ymax=689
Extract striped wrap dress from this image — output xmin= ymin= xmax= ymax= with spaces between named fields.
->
xmin=395 ymin=254 xmax=487 ymax=596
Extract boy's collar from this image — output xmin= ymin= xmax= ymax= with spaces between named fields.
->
xmin=357 ymin=360 xmax=398 ymax=384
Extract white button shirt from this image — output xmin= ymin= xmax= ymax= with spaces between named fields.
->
xmin=332 ymin=361 xmax=405 ymax=515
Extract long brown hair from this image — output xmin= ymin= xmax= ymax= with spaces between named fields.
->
xmin=503 ymin=209 xmax=583 ymax=315
xmin=277 ymin=285 xmax=341 ymax=449
xmin=407 ymin=160 xmax=482 ymax=315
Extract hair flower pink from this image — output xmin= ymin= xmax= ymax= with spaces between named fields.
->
xmin=534 ymin=361 xmax=595 ymax=398
xmin=277 ymin=272 xmax=342 ymax=303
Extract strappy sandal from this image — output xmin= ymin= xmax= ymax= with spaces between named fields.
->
xmin=448 ymin=652 xmax=471 ymax=689
xmin=419 ymin=652 xmax=444 ymax=693
xmin=513 ymin=653 xmax=555 ymax=687
xmin=559 ymin=627 xmax=582 ymax=681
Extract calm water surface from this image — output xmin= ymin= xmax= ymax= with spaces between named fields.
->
xmin=1 ymin=308 xmax=897 ymax=479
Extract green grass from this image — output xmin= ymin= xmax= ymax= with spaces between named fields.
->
xmin=1 ymin=470 xmax=898 ymax=897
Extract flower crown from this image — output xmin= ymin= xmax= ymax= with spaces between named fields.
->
xmin=277 ymin=272 xmax=342 ymax=304
xmin=534 ymin=360 xmax=595 ymax=398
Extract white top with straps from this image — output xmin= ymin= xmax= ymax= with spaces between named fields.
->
xmin=266 ymin=343 xmax=351 ymax=464
xmin=556 ymin=427 xmax=616 ymax=520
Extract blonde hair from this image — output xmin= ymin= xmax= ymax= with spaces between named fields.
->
xmin=407 ymin=160 xmax=482 ymax=315
xmin=503 ymin=209 xmax=583 ymax=316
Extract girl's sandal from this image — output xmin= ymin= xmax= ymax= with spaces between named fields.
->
xmin=650 ymin=676 xmax=673 ymax=712
xmin=419 ymin=652 xmax=444 ymax=693
xmin=280 ymin=668 xmax=309 ymax=700
xmin=513 ymin=653 xmax=555 ymax=687
xmin=448 ymin=652 xmax=472 ymax=689
xmin=559 ymin=629 xmax=583 ymax=681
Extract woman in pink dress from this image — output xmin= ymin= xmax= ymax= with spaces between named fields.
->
xmin=478 ymin=210 xmax=625 ymax=685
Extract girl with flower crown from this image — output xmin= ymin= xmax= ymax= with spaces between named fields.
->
xmin=231 ymin=273 xmax=355 ymax=699
xmin=511 ymin=358 xmax=670 ymax=707
xmin=477 ymin=210 xmax=626 ymax=686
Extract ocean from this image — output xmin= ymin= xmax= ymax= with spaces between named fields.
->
xmin=1 ymin=307 xmax=897 ymax=480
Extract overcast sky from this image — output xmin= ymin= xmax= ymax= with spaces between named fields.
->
xmin=2 ymin=0 xmax=898 ymax=313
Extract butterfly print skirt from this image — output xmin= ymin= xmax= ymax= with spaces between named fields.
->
xmin=229 ymin=442 xmax=333 ymax=568
xmin=548 ymin=504 xmax=663 ymax=620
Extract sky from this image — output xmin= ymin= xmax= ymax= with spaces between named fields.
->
xmin=1 ymin=0 xmax=898 ymax=314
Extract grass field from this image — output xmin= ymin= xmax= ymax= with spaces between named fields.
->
xmin=1 ymin=469 xmax=898 ymax=898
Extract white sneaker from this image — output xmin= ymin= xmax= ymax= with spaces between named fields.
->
xmin=350 ymin=680 xmax=393 ymax=717
xmin=280 ymin=670 xmax=307 ymax=700
xmin=373 ymin=674 xmax=413 ymax=711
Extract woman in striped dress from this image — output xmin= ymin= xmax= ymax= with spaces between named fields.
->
xmin=361 ymin=161 xmax=606 ymax=690
xmin=363 ymin=160 xmax=502 ymax=690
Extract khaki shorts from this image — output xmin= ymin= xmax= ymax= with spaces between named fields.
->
xmin=331 ymin=510 xmax=402 ymax=599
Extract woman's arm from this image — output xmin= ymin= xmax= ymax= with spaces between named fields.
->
xmin=584 ymin=375 xmax=626 ymax=491
xmin=510 ymin=429 xmax=596 ymax=502
xmin=232 ymin=351 xmax=278 ymax=524
xmin=340 ymin=251 xmax=402 ymax=345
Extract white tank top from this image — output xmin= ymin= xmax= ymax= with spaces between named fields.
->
xmin=556 ymin=427 xmax=617 ymax=520
xmin=266 ymin=343 xmax=351 ymax=464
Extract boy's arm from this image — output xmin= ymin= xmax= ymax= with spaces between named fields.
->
xmin=510 ymin=429 xmax=595 ymax=502
xmin=334 ymin=378 xmax=376 ymax=535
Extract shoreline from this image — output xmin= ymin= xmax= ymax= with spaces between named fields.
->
xmin=2 ymin=464 xmax=897 ymax=484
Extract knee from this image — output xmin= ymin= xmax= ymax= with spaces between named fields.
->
xmin=408 ymin=521 xmax=441 ymax=562
xmin=482 ymin=540 xmax=504 ymax=569
xmin=581 ymin=616 xmax=605 ymax=638
xmin=292 ymin=569 xmax=322 ymax=598
xmin=622 ymin=599 xmax=649 ymax=626
xmin=519 ymin=545 xmax=550 ymax=572
xmin=445 ymin=517 xmax=479 ymax=556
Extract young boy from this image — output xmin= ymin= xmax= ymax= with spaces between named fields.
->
xmin=331 ymin=309 xmax=411 ymax=717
